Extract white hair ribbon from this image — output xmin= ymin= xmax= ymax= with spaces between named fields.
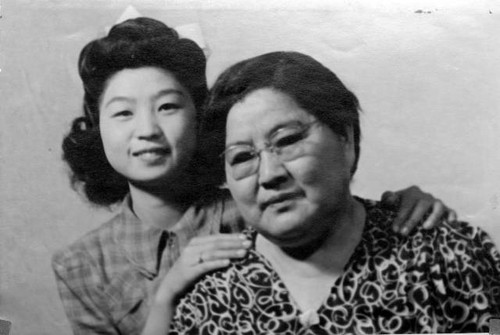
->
xmin=105 ymin=5 xmax=209 ymax=56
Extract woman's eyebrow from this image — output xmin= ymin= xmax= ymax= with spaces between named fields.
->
xmin=267 ymin=120 xmax=304 ymax=136
xmin=103 ymin=89 xmax=187 ymax=109
xmin=225 ymin=120 xmax=304 ymax=148
xmin=102 ymin=96 xmax=134 ymax=109
xmin=224 ymin=140 xmax=253 ymax=149
xmin=153 ymin=89 xmax=186 ymax=100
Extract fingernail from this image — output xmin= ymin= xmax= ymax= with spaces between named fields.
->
xmin=401 ymin=227 xmax=408 ymax=235
xmin=238 ymin=234 xmax=247 ymax=240
xmin=237 ymin=249 xmax=247 ymax=256
xmin=242 ymin=240 xmax=252 ymax=247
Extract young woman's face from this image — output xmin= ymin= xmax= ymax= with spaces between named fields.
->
xmin=99 ymin=67 xmax=197 ymax=188
xmin=224 ymin=88 xmax=355 ymax=248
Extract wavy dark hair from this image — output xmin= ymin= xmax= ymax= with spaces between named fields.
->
xmin=63 ymin=17 xmax=208 ymax=206
xmin=200 ymin=51 xmax=361 ymax=187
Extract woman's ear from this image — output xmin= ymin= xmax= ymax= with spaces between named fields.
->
xmin=342 ymin=126 xmax=356 ymax=173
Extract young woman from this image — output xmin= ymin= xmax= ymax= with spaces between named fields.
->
xmin=52 ymin=18 xmax=456 ymax=335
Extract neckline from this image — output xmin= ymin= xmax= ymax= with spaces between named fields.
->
xmin=240 ymin=198 xmax=373 ymax=315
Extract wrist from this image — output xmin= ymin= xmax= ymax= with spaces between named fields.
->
xmin=153 ymin=286 xmax=177 ymax=308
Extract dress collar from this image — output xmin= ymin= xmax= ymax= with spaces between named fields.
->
xmin=112 ymin=194 xmax=223 ymax=278
xmin=111 ymin=195 xmax=165 ymax=278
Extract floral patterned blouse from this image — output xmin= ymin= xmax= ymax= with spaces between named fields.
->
xmin=170 ymin=198 xmax=500 ymax=334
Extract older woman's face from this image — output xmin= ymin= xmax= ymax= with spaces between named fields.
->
xmin=225 ymin=88 xmax=355 ymax=248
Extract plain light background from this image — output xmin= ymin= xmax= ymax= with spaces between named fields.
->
xmin=1 ymin=0 xmax=499 ymax=334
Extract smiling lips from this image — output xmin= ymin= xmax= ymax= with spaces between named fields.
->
xmin=260 ymin=192 xmax=303 ymax=210
xmin=132 ymin=147 xmax=171 ymax=162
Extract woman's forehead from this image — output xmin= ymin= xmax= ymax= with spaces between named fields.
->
xmin=98 ymin=67 xmax=190 ymax=112
xmin=227 ymin=89 xmax=314 ymax=124
xmin=225 ymin=88 xmax=316 ymax=143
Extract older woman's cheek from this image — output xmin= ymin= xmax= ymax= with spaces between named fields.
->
xmin=297 ymin=155 xmax=351 ymax=206
xmin=293 ymin=157 xmax=332 ymax=189
xmin=230 ymin=179 xmax=261 ymax=225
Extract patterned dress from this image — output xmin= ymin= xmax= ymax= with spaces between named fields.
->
xmin=170 ymin=198 xmax=500 ymax=334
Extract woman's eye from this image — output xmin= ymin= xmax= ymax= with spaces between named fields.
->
xmin=159 ymin=103 xmax=180 ymax=112
xmin=229 ymin=151 xmax=255 ymax=165
xmin=113 ymin=110 xmax=132 ymax=118
xmin=274 ymin=132 xmax=304 ymax=148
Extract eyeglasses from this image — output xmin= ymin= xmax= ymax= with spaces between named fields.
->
xmin=222 ymin=121 xmax=319 ymax=180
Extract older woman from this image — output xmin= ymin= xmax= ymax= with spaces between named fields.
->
xmin=168 ymin=51 xmax=500 ymax=334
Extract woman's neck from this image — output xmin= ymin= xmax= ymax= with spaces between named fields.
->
xmin=255 ymin=197 xmax=366 ymax=313
xmin=128 ymin=183 xmax=192 ymax=230
xmin=257 ymin=197 xmax=366 ymax=277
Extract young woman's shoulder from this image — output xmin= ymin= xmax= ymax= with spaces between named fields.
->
xmin=51 ymin=208 xmax=125 ymax=278
xmin=51 ymin=201 xmax=153 ymax=334
xmin=193 ymin=189 xmax=246 ymax=234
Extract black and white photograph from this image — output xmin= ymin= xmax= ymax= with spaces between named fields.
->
xmin=1 ymin=0 xmax=499 ymax=334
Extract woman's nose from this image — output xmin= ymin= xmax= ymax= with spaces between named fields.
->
xmin=258 ymin=151 xmax=288 ymax=189
xmin=136 ymin=111 xmax=161 ymax=139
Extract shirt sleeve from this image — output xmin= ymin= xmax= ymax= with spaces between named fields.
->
xmin=431 ymin=221 xmax=500 ymax=331
xmin=52 ymin=250 xmax=119 ymax=335
xmin=467 ymin=225 xmax=500 ymax=312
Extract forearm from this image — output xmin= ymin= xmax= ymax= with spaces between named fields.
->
xmin=141 ymin=292 xmax=176 ymax=335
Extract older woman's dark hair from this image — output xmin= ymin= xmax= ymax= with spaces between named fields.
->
xmin=200 ymin=51 xmax=361 ymax=187
xmin=63 ymin=17 xmax=208 ymax=206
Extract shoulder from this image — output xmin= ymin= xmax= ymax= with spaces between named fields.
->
xmin=358 ymin=196 xmax=494 ymax=248
xmin=171 ymin=258 xmax=237 ymax=332
xmin=361 ymin=197 xmax=396 ymax=218
xmin=51 ymin=210 xmax=122 ymax=279
xmin=196 ymin=189 xmax=245 ymax=233
xmin=425 ymin=221 xmax=500 ymax=321
xmin=431 ymin=220 xmax=500 ymax=270
xmin=172 ymin=236 xmax=268 ymax=333
xmin=182 ymin=256 xmax=238 ymax=301
xmin=355 ymin=198 xmax=500 ymax=326
xmin=357 ymin=197 xmax=398 ymax=236
xmin=359 ymin=197 xmax=500 ymax=271
xmin=440 ymin=219 xmax=497 ymax=247
xmin=365 ymin=197 xmax=500 ymax=298
xmin=177 ymin=229 xmax=267 ymax=310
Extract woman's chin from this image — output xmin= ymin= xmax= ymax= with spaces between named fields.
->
xmin=129 ymin=171 xmax=198 ymax=195
xmin=256 ymin=210 xmax=330 ymax=251
xmin=258 ymin=221 xmax=309 ymax=247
